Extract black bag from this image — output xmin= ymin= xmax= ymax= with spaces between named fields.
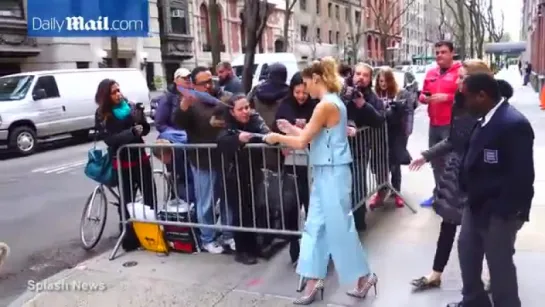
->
xmin=255 ymin=169 xmax=300 ymax=232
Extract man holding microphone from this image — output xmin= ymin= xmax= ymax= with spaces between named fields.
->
xmin=419 ymin=41 xmax=461 ymax=207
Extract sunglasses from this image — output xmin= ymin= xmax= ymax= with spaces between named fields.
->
xmin=194 ymin=79 xmax=213 ymax=86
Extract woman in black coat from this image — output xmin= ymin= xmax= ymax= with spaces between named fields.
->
xmin=94 ymin=79 xmax=156 ymax=251
xmin=408 ymin=60 xmax=514 ymax=291
xmin=217 ymin=94 xmax=270 ymax=265
xmin=369 ymin=67 xmax=414 ymax=209
xmin=274 ymin=72 xmax=317 ymax=265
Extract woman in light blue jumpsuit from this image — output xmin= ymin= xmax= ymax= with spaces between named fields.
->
xmin=264 ymin=58 xmax=378 ymax=305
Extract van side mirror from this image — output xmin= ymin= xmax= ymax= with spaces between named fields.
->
xmin=33 ymin=88 xmax=47 ymax=100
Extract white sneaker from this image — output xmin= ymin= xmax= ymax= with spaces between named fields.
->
xmin=224 ymin=238 xmax=236 ymax=251
xmin=202 ymin=242 xmax=224 ymax=254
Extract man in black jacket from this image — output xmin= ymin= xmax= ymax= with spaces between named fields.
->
xmin=341 ymin=63 xmax=385 ymax=231
xmin=448 ymin=74 xmax=534 ymax=307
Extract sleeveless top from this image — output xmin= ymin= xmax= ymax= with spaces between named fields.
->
xmin=309 ymin=93 xmax=353 ymax=166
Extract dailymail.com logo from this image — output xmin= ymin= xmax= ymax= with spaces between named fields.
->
xmin=31 ymin=16 xmax=145 ymax=35
xmin=26 ymin=0 xmax=150 ymax=37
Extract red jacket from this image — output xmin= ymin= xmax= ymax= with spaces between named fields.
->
xmin=418 ymin=62 xmax=462 ymax=126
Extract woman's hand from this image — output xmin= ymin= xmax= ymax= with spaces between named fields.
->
xmin=276 ymin=119 xmax=298 ymax=135
xmin=263 ymin=132 xmax=280 ymax=145
xmin=347 ymin=126 xmax=357 ymax=137
xmin=238 ymin=132 xmax=253 ymax=143
xmin=409 ymin=155 xmax=427 ymax=171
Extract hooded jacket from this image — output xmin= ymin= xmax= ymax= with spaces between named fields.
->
xmin=248 ymin=63 xmax=290 ymax=130
xmin=418 ymin=61 xmax=463 ymax=126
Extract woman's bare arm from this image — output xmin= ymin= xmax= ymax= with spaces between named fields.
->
xmin=275 ymin=101 xmax=338 ymax=149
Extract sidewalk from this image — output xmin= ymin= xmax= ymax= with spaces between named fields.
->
xmin=9 ymin=159 xmax=545 ymax=307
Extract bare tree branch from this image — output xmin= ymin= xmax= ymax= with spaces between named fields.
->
xmin=347 ymin=0 xmax=365 ymax=62
xmin=282 ymin=0 xmax=298 ymax=51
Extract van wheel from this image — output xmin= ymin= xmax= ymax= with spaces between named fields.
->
xmin=9 ymin=126 xmax=37 ymax=156
xmin=71 ymin=129 xmax=90 ymax=140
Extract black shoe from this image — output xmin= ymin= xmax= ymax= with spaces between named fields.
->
xmin=410 ymin=276 xmax=441 ymax=291
xmin=235 ymin=252 xmax=258 ymax=265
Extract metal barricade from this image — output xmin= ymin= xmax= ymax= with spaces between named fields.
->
xmin=109 ymin=125 xmax=414 ymax=262
xmin=348 ymin=125 xmax=417 ymax=213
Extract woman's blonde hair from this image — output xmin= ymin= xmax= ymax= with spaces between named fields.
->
xmin=462 ymin=59 xmax=493 ymax=76
xmin=301 ymin=56 xmax=342 ymax=93
xmin=374 ymin=67 xmax=399 ymax=98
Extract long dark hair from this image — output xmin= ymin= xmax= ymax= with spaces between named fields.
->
xmin=287 ymin=72 xmax=305 ymax=104
xmin=95 ymin=78 xmax=118 ymax=120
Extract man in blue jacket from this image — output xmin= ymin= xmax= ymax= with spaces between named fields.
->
xmin=448 ymin=74 xmax=534 ymax=307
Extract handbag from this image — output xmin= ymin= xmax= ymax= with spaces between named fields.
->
xmin=84 ymin=121 xmax=115 ymax=186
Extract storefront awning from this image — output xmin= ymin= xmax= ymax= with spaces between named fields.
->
xmin=0 ymin=45 xmax=41 ymax=57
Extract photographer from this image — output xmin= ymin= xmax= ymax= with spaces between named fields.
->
xmin=368 ymin=67 xmax=413 ymax=209
xmin=340 ymin=63 xmax=385 ymax=230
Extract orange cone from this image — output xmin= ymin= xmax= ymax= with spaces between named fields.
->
xmin=541 ymin=84 xmax=545 ymax=110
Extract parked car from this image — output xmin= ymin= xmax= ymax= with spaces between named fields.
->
xmin=149 ymin=76 xmax=220 ymax=121
xmin=0 ymin=68 xmax=149 ymax=155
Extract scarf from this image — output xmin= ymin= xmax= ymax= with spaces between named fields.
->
xmin=112 ymin=100 xmax=131 ymax=120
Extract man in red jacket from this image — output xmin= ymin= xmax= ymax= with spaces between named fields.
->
xmin=418 ymin=41 xmax=462 ymax=207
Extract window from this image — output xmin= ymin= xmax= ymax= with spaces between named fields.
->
xmin=327 ymin=3 xmax=332 ymax=17
xmin=171 ymin=8 xmax=188 ymax=34
xmin=316 ymin=28 xmax=321 ymax=42
xmin=316 ymin=0 xmax=320 ymax=14
xmin=33 ymin=76 xmax=60 ymax=99
xmin=0 ymin=75 xmax=34 ymax=101
xmin=355 ymin=10 xmax=361 ymax=23
xmin=328 ymin=30 xmax=332 ymax=44
xmin=300 ymin=0 xmax=307 ymax=10
xmin=345 ymin=7 xmax=349 ymax=20
xmin=76 ymin=62 xmax=89 ymax=69
xmin=335 ymin=31 xmax=340 ymax=44
xmin=300 ymin=25 xmax=308 ymax=41
xmin=0 ymin=0 xmax=23 ymax=18
xmin=335 ymin=5 xmax=339 ymax=19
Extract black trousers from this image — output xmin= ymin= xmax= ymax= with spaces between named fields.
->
xmin=433 ymin=221 xmax=458 ymax=272
xmin=118 ymin=162 xmax=156 ymax=219
xmin=458 ymin=207 xmax=523 ymax=307
xmin=118 ymin=162 xmax=156 ymax=250
xmin=284 ymin=165 xmax=309 ymax=263
xmin=230 ymin=180 xmax=258 ymax=255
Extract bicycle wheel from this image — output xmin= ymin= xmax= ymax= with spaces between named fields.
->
xmin=80 ymin=185 xmax=108 ymax=250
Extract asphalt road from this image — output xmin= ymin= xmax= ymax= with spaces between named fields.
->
xmin=1 ymin=69 xmax=543 ymax=305
xmin=0 ymin=130 xmax=159 ymax=305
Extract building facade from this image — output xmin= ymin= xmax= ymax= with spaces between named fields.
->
xmin=291 ymin=0 xmax=365 ymax=64
xmin=522 ymin=0 xmax=545 ymax=77
xmin=401 ymin=0 xmax=425 ymax=62
xmin=423 ymin=0 xmax=456 ymax=59
xmin=188 ymin=0 xmax=287 ymax=68
xmin=364 ymin=0 xmax=402 ymax=64
xmin=0 ymin=0 xmax=164 ymax=88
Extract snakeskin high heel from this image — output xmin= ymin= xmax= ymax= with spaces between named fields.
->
xmin=293 ymin=279 xmax=325 ymax=305
xmin=346 ymin=273 xmax=378 ymax=298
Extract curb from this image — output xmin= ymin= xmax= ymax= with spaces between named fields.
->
xmin=7 ymin=251 xmax=110 ymax=307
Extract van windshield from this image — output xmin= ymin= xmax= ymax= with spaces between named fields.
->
xmin=233 ymin=64 xmax=258 ymax=79
xmin=0 ymin=75 xmax=34 ymax=101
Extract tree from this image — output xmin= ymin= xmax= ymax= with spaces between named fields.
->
xmin=241 ymin=0 xmax=272 ymax=93
xmin=208 ymin=0 xmax=222 ymax=71
xmin=484 ymin=0 xmax=504 ymax=42
xmin=306 ymin=15 xmax=321 ymax=60
xmin=368 ymin=0 xmax=417 ymax=60
xmin=282 ymin=0 xmax=298 ymax=52
xmin=346 ymin=1 xmax=365 ymax=63
xmin=444 ymin=0 xmax=469 ymax=58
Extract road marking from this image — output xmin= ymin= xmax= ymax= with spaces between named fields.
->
xmin=31 ymin=160 xmax=86 ymax=174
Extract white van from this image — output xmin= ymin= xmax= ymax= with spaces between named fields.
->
xmin=231 ymin=53 xmax=299 ymax=89
xmin=0 ymin=68 xmax=149 ymax=155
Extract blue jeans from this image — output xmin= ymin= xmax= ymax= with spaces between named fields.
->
xmin=191 ymin=164 xmax=233 ymax=244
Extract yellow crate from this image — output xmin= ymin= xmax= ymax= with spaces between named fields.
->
xmin=132 ymin=222 xmax=168 ymax=254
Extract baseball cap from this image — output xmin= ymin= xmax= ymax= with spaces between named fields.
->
xmin=174 ymin=68 xmax=191 ymax=79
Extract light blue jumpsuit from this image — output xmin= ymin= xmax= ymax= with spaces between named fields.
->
xmin=296 ymin=93 xmax=370 ymax=284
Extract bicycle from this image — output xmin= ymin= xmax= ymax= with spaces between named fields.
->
xmin=80 ymin=169 xmax=172 ymax=250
